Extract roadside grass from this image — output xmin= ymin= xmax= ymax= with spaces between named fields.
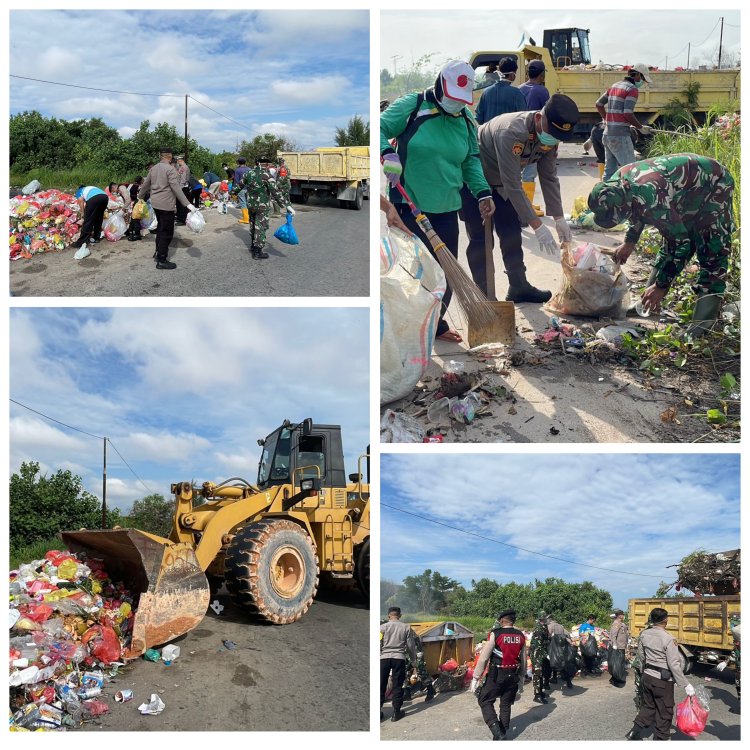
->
xmin=10 ymin=168 xmax=135 ymax=193
xmin=10 ymin=537 xmax=65 ymax=570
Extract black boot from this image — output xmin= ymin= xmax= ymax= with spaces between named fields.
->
xmin=625 ymin=727 xmax=643 ymax=741
xmin=391 ymin=708 xmax=405 ymax=722
xmin=251 ymin=246 xmax=269 ymax=259
xmin=565 ymin=680 xmax=573 ymax=689
xmin=156 ymin=256 xmax=176 ymax=270
xmin=425 ymin=684 xmax=435 ymax=703
xmin=549 ymin=676 xmax=558 ymax=685
xmin=489 ymin=721 xmax=506 ymax=741
xmin=506 ymin=268 xmax=551 ymax=303
xmin=533 ymin=692 xmax=548 ymax=704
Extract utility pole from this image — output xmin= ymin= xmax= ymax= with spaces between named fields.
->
xmin=717 ymin=16 xmax=724 ymax=69
xmin=392 ymin=54 xmax=402 ymax=77
xmin=184 ymin=95 xmax=189 ymax=161
xmin=101 ymin=437 xmax=107 ymax=529
xmin=687 ymin=43 xmax=691 ymax=69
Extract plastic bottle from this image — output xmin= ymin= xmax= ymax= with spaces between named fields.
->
xmin=161 ymin=644 xmax=180 ymax=662
xmin=634 ymin=300 xmax=652 ymax=318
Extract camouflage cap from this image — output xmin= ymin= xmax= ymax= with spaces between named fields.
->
xmin=537 ymin=610 xmax=548 ymax=621
xmin=587 ymin=180 xmax=631 ymax=228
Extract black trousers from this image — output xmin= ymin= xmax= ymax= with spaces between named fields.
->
xmin=590 ymin=125 xmax=606 ymax=164
xmin=581 ymin=653 xmax=597 ymax=673
xmin=395 ymin=203 xmax=459 ymax=338
xmin=176 ymin=188 xmax=191 ymax=221
xmin=192 ymin=189 xmax=202 ymax=207
xmin=74 ymin=193 xmax=108 ymax=247
xmin=478 ymin=665 xmax=519 ymax=731
xmin=459 ymin=185 xmax=525 ymax=297
xmin=154 ymin=208 xmax=175 ymax=262
xmin=380 ymin=658 xmax=406 ymax=711
xmin=634 ymin=673 xmax=675 ymax=740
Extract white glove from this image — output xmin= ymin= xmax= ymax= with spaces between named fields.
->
xmin=286 ymin=206 xmax=295 ymax=216
xmin=470 ymin=678 xmax=478 ymax=693
xmin=554 ymin=217 xmax=572 ymax=244
xmin=717 ymin=661 xmax=728 ymax=672
xmin=187 ymin=204 xmax=198 ymax=213
xmin=533 ymin=223 xmax=560 ymax=258
xmin=639 ymin=125 xmax=654 ymax=135
xmin=685 ymin=683 xmax=696 ymax=697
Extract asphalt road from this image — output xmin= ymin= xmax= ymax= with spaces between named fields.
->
xmin=380 ymin=666 xmax=740 ymax=741
xmin=80 ymin=587 xmax=369 ymax=732
xmin=10 ymin=195 xmax=369 ymax=297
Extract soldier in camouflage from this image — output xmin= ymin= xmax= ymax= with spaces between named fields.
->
xmin=276 ymin=158 xmax=292 ymax=208
xmin=588 ymin=153 xmax=735 ymax=334
xmin=530 ymin=611 xmax=551 ymax=704
xmin=404 ymin=647 xmax=436 ymax=703
xmin=233 ymin=157 xmax=289 ymax=259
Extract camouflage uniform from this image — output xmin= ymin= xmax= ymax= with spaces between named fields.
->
xmin=730 ymin=615 xmax=740 ymax=698
xmin=588 ymin=153 xmax=735 ymax=294
xmin=276 ymin=161 xmax=292 ymax=207
xmin=530 ymin=618 xmax=551 ymax=696
xmin=234 ymin=165 xmax=286 ymax=250
xmin=404 ymin=649 xmax=436 ymax=702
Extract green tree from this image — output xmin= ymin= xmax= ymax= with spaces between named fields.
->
xmin=124 ymin=493 xmax=175 ymax=537
xmin=335 ymin=115 xmax=370 ymax=146
xmin=9 ymin=461 xmax=115 ymax=549
xmin=380 ymin=69 xmax=393 ymax=86
xmin=238 ymin=133 xmax=298 ymax=165
xmin=380 ymin=579 xmax=404 ymax=613
xmin=400 ymin=569 xmax=460 ymax=613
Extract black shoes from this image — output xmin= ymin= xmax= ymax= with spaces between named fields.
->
xmin=549 ymin=677 xmax=558 ymax=685
xmin=625 ymin=728 xmax=642 ymax=741
xmin=489 ymin=722 xmax=506 ymax=741
xmin=391 ymin=709 xmax=405 ymax=722
xmin=156 ymin=260 xmax=177 ymax=270
xmin=565 ymin=681 xmax=573 ymax=689
xmin=533 ymin=693 xmax=548 ymax=704
xmin=251 ymin=246 xmax=269 ymax=259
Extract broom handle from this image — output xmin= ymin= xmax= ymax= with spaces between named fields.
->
xmin=394 ymin=181 xmax=449 ymax=255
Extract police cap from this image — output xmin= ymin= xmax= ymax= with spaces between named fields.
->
xmin=542 ymin=93 xmax=579 ymax=142
xmin=497 ymin=608 xmax=517 ymax=622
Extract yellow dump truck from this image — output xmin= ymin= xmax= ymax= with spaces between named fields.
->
xmin=628 ymin=595 xmax=740 ymax=673
xmin=470 ymin=27 xmax=740 ymax=136
xmin=278 ymin=146 xmax=369 ymax=209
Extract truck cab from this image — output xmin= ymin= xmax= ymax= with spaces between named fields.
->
xmin=543 ymin=28 xmax=592 ymax=68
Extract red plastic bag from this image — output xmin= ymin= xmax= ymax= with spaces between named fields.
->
xmin=676 ymin=695 xmax=708 ymax=737
xmin=439 ymin=658 xmax=459 ymax=672
xmin=82 ymin=625 xmax=121 ymax=664
xmin=82 ymin=699 xmax=109 ymax=717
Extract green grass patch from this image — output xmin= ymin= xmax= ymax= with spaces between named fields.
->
xmin=10 ymin=537 xmax=66 ymax=570
xmin=10 ymin=168 xmax=135 ymax=193
xmin=399 ymin=613 xmax=497 ymax=638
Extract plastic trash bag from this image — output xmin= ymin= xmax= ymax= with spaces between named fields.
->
xmin=547 ymin=634 xmax=569 ymax=671
xmin=142 ymin=204 xmax=156 ymax=230
xmin=81 ymin=624 xmax=121 ymax=664
xmin=103 ymin=213 xmax=126 ymax=241
xmin=380 ymin=409 xmax=425 ymax=443
xmin=74 ymin=245 xmax=91 ymax=260
xmin=546 ymin=243 xmax=630 ymax=318
xmin=186 ymin=210 xmax=206 ymax=233
xmin=676 ymin=695 xmax=709 ymax=737
xmin=380 ymin=228 xmax=446 ymax=404
xmin=22 ymin=179 xmax=42 ymax=195
xmin=582 ymin=634 xmax=598 ymax=658
xmin=131 ymin=199 xmax=148 ymax=220
xmin=273 ymin=212 xmax=299 ymax=245
xmin=607 ymin=646 xmax=627 ymax=683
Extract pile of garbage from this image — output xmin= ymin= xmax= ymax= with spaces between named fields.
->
xmin=9 ymin=550 xmax=136 ymax=731
xmin=713 ymin=113 xmax=740 ymax=140
xmin=569 ymin=195 xmax=628 ymax=232
xmin=670 ymin=549 xmax=741 ymax=595
xmin=9 ymin=190 xmax=82 ymax=260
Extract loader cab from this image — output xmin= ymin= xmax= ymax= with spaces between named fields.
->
xmin=257 ymin=420 xmax=346 ymax=491
xmin=543 ymin=28 xmax=591 ymax=68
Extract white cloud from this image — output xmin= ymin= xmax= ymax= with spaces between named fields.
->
xmin=119 ymin=431 xmax=212 ymax=463
xmin=270 ymin=76 xmax=351 ymax=105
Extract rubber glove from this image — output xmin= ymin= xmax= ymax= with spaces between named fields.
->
xmin=187 ymin=204 xmax=198 ymax=213
xmin=470 ymin=678 xmax=478 ymax=693
xmin=717 ymin=662 xmax=728 ymax=672
xmin=381 ymin=153 xmax=403 ymax=186
xmin=639 ymin=125 xmax=654 ymax=135
xmin=286 ymin=206 xmax=296 ymax=216
xmin=534 ymin=223 xmax=559 ymax=257
xmin=555 ymin=217 xmax=572 ymax=244
xmin=685 ymin=683 xmax=696 ymax=697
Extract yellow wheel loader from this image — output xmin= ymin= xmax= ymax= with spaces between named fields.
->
xmin=62 ymin=419 xmax=369 ymax=659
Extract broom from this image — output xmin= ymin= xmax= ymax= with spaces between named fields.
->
xmin=394 ymin=181 xmax=498 ymax=329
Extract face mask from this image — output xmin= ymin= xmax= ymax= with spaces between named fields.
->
xmin=538 ymin=129 xmax=560 ymax=147
xmin=440 ymin=97 xmax=466 ymax=115
xmin=635 ymin=79 xmax=645 ymax=89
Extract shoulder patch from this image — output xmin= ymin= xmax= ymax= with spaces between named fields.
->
xmin=512 ymin=142 xmax=524 ymax=156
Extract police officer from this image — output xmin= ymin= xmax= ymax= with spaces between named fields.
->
xmin=232 ymin=157 xmax=291 ymax=259
xmin=627 ymin=607 xmax=695 ymax=741
xmin=471 ymin=609 xmax=526 ymax=741
xmin=530 ymin=611 xmax=551 ymax=703
xmin=546 ymin=614 xmax=574 ymax=689
xmin=578 ymin=614 xmax=598 ymax=676
xmin=380 ymin=606 xmax=418 ymax=722
xmin=464 ymin=94 xmax=579 ymax=301
xmin=588 ymin=153 xmax=735 ymax=334
xmin=609 ymin=608 xmax=629 ymax=687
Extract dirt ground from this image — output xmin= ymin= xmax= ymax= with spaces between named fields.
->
xmin=77 ymin=587 xmax=369 ymax=732
xmin=380 ymin=144 xmax=739 ymax=443
xmin=10 ymin=195 xmax=369 ymax=297
xmin=380 ymin=664 xmax=740 ymax=741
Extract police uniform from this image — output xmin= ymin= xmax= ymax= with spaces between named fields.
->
xmin=462 ymin=95 xmax=577 ymax=300
xmin=380 ymin=615 xmax=418 ymax=721
xmin=628 ymin=619 xmax=690 ymax=740
xmin=546 ymin=617 xmax=574 ymax=688
xmin=234 ymin=161 xmax=286 ymax=258
xmin=474 ymin=609 xmax=526 ymax=740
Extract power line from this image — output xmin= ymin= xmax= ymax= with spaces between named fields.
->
xmin=382 ymin=503 xmax=664 ymax=579
xmin=10 ymin=398 xmax=105 ymax=439
xmin=666 ymin=18 xmax=721 ymax=63
xmin=107 ymin=440 xmax=154 ymax=496
xmin=188 ymin=95 xmax=251 ymax=132
xmin=9 ymin=74 xmax=183 ymax=98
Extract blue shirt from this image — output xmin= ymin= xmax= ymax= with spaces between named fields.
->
xmin=475 ymin=80 xmax=528 ymax=125
xmin=579 ymin=622 xmax=596 ymax=634
xmin=76 ymin=186 xmax=106 ymax=200
xmin=519 ymin=81 xmax=550 ymax=111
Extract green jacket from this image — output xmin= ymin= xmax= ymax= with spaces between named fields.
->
xmin=380 ymin=90 xmax=491 ymax=214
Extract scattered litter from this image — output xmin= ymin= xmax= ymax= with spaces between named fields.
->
xmin=73 ymin=244 xmax=90 ymax=260
xmin=660 ymin=406 xmax=680 ymax=424
xmin=596 ymin=325 xmax=640 ymax=345
xmin=549 ymin=426 xmax=560 ymax=435
xmin=445 ymin=360 xmax=465 ymax=375
xmin=143 ymin=648 xmax=161 ymax=662
xmin=223 ymin=640 xmax=237 ymax=651
xmin=209 ymin=600 xmax=224 ymax=616
xmin=161 ymin=644 xmax=180 ymax=662
xmin=423 ymin=434 xmax=444 ymax=443
xmin=138 ymin=693 xmax=166 ymax=716
xmin=439 ymin=372 xmax=472 ymax=398
xmin=380 ymin=409 xmax=425 ymax=443
xmin=115 ymin=689 xmax=134 ymax=702
xmin=449 ymin=393 xmax=481 ymax=424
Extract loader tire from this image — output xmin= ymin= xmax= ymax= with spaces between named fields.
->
xmin=354 ymin=537 xmax=370 ymax=600
xmin=224 ymin=519 xmax=319 ymax=624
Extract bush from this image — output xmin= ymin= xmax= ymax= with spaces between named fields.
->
xmin=123 ymin=493 xmax=175 ymax=538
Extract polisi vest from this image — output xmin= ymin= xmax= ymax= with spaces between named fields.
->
xmin=489 ymin=627 xmax=524 ymax=669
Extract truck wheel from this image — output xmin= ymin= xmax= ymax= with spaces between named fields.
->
xmin=355 ymin=537 xmax=370 ymax=600
xmin=224 ymin=519 xmax=319 ymax=624
xmin=349 ymin=184 xmax=364 ymax=211
xmin=300 ymin=190 xmax=310 ymax=204
xmin=678 ymin=650 xmax=694 ymax=675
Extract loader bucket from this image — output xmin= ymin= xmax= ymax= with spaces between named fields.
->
xmin=61 ymin=529 xmax=210 ymax=659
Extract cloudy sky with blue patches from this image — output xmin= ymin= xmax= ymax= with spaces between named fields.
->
xmin=9 ymin=308 xmax=370 ymax=513
xmin=10 ymin=9 xmax=370 ymax=151
xmin=381 ymin=453 xmax=740 ymax=609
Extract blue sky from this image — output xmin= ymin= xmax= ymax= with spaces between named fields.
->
xmin=382 ymin=9 xmax=740 ymax=72
xmin=9 ymin=10 xmax=369 ymax=151
xmin=9 ymin=308 xmax=369 ymax=512
xmin=381 ymin=454 xmax=740 ymax=609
